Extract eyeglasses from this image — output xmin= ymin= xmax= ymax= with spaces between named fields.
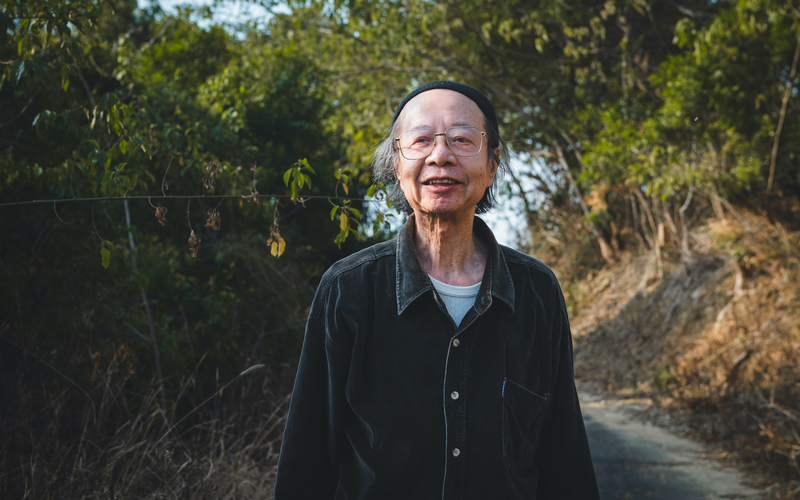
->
xmin=395 ymin=126 xmax=487 ymax=160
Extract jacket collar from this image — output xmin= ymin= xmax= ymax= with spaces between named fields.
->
xmin=395 ymin=214 xmax=516 ymax=316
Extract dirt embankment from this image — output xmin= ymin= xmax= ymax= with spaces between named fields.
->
xmin=568 ymin=211 xmax=800 ymax=498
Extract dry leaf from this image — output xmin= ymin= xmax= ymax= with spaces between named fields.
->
xmin=203 ymin=162 xmax=220 ymax=191
xmin=205 ymin=209 xmax=221 ymax=231
xmin=266 ymin=210 xmax=285 ymax=257
xmin=188 ymin=230 xmax=201 ymax=258
xmin=154 ymin=205 xmax=168 ymax=226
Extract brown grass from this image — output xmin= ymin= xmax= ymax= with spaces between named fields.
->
xmin=569 ymin=209 xmax=800 ymax=498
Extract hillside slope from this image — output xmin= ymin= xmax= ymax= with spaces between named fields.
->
xmin=569 ymin=210 xmax=800 ymax=498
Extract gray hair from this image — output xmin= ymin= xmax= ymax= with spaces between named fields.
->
xmin=371 ymin=116 xmax=509 ymax=215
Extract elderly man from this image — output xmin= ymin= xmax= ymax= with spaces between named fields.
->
xmin=274 ymin=81 xmax=599 ymax=499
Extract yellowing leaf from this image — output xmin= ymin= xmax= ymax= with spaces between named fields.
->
xmin=342 ymin=183 xmax=349 ymax=195
xmin=277 ymin=237 xmax=286 ymax=257
xmin=340 ymin=214 xmax=348 ymax=231
xmin=270 ymin=238 xmax=286 ymax=257
xmin=101 ymin=248 xmax=111 ymax=269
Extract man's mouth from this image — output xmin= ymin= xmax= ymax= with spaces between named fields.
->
xmin=423 ymin=179 xmax=459 ymax=185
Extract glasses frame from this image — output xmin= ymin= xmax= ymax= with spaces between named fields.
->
xmin=395 ymin=126 xmax=487 ymax=160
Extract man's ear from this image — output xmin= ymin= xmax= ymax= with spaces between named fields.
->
xmin=490 ymin=147 xmax=500 ymax=178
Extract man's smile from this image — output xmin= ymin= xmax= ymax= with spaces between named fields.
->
xmin=422 ymin=178 xmax=461 ymax=185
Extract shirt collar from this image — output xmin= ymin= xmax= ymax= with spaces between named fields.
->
xmin=395 ymin=214 xmax=516 ymax=316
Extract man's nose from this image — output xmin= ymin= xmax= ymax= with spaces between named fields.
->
xmin=426 ymin=134 xmax=456 ymax=164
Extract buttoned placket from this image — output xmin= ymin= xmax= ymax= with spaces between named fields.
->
xmin=435 ymin=274 xmax=493 ymax=500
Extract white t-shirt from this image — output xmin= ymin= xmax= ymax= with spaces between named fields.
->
xmin=428 ymin=274 xmax=481 ymax=327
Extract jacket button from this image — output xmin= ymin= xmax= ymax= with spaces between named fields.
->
xmin=450 ymin=391 xmax=459 ymax=400
xmin=452 ymin=338 xmax=460 ymax=347
xmin=452 ymin=448 xmax=461 ymax=457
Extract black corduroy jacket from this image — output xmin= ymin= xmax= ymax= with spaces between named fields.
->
xmin=273 ymin=216 xmax=599 ymax=500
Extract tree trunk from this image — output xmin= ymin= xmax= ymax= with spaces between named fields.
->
xmin=552 ymin=141 xmax=616 ymax=265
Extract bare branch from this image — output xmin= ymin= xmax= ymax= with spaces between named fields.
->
xmin=141 ymin=18 xmax=176 ymax=52
xmin=0 ymin=92 xmax=37 ymax=128
xmin=766 ymin=34 xmax=800 ymax=210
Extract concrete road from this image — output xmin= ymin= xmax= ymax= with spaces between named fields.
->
xmin=579 ymin=391 xmax=763 ymax=500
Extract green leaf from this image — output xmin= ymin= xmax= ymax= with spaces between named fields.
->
xmin=16 ymin=61 xmax=24 ymax=85
xmin=117 ymin=162 xmax=127 ymax=172
xmin=330 ymin=206 xmax=338 ymax=221
xmin=119 ymin=139 xmax=127 ymax=155
xmin=104 ymin=241 xmax=114 ymax=254
xmin=101 ymin=170 xmax=112 ymax=188
xmin=101 ymin=248 xmax=111 ymax=269
xmin=283 ymin=168 xmax=292 ymax=186
xmin=300 ymin=158 xmax=315 ymax=174
xmin=291 ymin=183 xmax=299 ymax=200
xmin=367 ymin=184 xmax=376 ymax=198
xmin=86 ymin=139 xmax=100 ymax=150
xmin=348 ymin=207 xmax=361 ymax=219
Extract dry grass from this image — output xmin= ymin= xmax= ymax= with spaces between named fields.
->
xmin=569 ymin=209 xmax=800 ymax=498
xmin=0 ymin=346 xmax=293 ymax=499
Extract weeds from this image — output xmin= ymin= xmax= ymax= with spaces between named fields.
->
xmin=0 ymin=341 xmax=292 ymax=499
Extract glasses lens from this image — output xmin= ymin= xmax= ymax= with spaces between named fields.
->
xmin=397 ymin=126 xmax=483 ymax=159
xmin=445 ymin=127 xmax=482 ymax=157
xmin=398 ymin=128 xmax=435 ymax=159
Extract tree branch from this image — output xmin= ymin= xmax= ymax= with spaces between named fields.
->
xmin=766 ymin=34 xmax=800 ymax=209
xmin=0 ymin=92 xmax=37 ymax=128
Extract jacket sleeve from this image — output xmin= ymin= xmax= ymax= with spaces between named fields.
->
xmin=273 ymin=277 xmax=351 ymax=500
xmin=536 ymin=283 xmax=600 ymax=500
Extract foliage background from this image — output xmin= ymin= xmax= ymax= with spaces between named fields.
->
xmin=1 ymin=0 xmax=799 ymax=496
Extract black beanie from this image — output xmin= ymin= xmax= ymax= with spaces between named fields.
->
xmin=391 ymin=81 xmax=499 ymax=145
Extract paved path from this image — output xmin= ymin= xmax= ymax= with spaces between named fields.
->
xmin=580 ymin=391 xmax=763 ymax=500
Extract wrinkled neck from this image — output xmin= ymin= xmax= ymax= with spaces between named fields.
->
xmin=412 ymin=211 xmax=487 ymax=286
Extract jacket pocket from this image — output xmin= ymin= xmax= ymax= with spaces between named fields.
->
xmin=501 ymin=378 xmax=548 ymax=472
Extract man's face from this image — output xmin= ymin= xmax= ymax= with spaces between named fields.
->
xmin=395 ymin=89 xmax=498 ymax=217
